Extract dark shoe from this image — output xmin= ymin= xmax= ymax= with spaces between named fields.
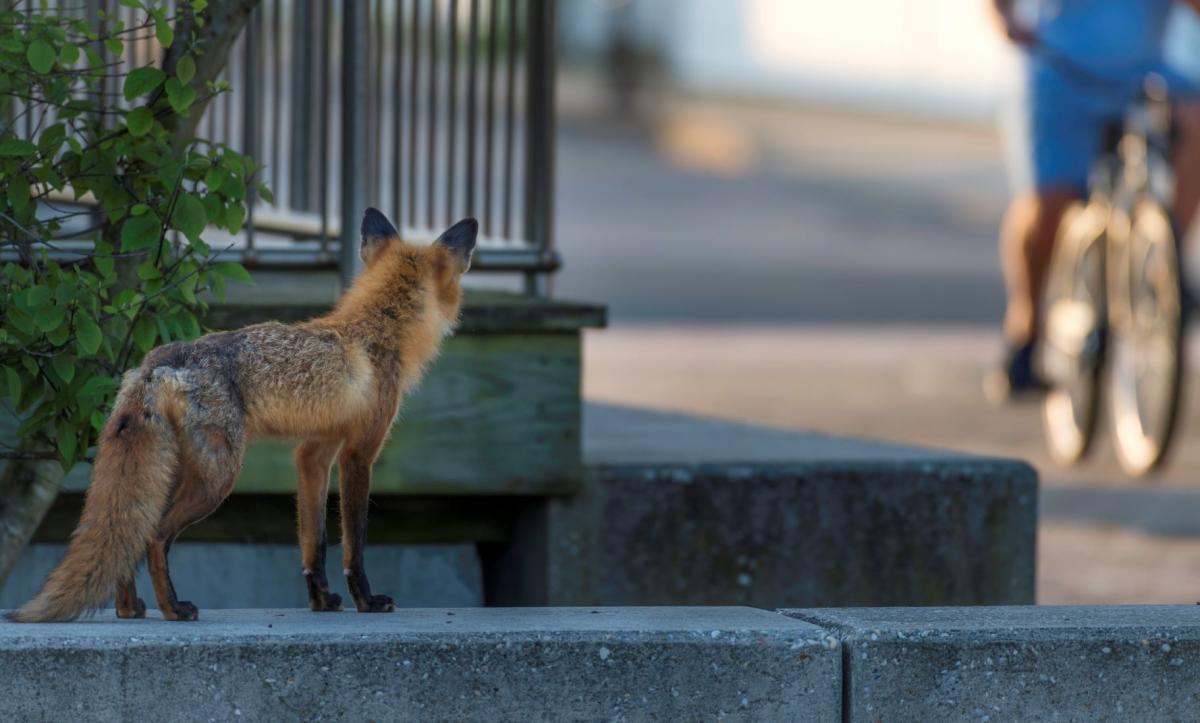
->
xmin=985 ymin=341 xmax=1049 ymax=403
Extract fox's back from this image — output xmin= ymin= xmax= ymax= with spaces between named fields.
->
xmin=140 ymin=321 xmax=378 ymax=440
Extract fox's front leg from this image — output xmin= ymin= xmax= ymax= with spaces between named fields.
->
xmin=338 ymin=438 xmax=393 ymax=613
xmin=295 ymin=440 xmax=343 ymax=611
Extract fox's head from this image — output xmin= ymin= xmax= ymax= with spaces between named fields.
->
xmin=357 ymin=207 xmax=478 ymax=335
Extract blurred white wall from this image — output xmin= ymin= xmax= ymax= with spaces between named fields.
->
xmin=562 ymin=0 xmax=1200 ymax=123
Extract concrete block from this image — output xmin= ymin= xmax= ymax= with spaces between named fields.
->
xmin=0 ymin=607 xmax=840 ymax=722
xmin=544 ymin=404 xmax=1037 ymax=607
xmin=785 ymin=606 xmax=1200 ymax=722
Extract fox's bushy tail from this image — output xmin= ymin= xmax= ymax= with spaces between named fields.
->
xmin=6 ymin=379 xmax=178 ymax=623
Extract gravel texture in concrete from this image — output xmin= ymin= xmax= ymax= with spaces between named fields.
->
xmin=785 ymin=605 xmax=1200 ymax=722
xmin=0 ymin=607 xmax=840 ymax=722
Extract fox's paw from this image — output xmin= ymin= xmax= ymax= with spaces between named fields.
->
xmin=117 ymin=597 xmax=147 ymax=619
xmin=310 ymin=592 xmax=343 ymax=612
xmin=164 ymin=601 xmax=199 ymax=622
xmin=357 ymin=594 xmax=395 ymax=613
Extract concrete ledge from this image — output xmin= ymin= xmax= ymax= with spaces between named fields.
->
xmin=0 ymin=607 xmax=839 ymax=722
xmin=552 ymin=404 xmax=1038 ymax=607
xmin=784 ymin=606 xmax=1200 ymax=722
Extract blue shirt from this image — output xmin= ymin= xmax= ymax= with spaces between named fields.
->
xmin=1037 ymin=0 xmax=1175 ymax=72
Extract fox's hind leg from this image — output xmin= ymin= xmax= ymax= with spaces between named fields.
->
xmin=338 ymin=431 xmax=393 ymax=613
xmin=148 ymin=424 xmax=244 ymax=621
xmin=115 ymin=577 xmax=146 ymax=619
xmin=295 ymin=439 xmax=343 ymax=611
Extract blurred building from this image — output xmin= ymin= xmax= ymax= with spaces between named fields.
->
xmin=562 ymin=0 xmax=1200 ymax=123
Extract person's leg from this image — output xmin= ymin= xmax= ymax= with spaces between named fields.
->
xmin=1173 ymin=101 xmax=1200 ymax=238
xmin=1000 ymin=187 xmax=1080 ymax=346
xmin=991 ymin=59 xmax=1095 ymax=398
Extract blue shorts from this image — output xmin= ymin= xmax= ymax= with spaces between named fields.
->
xmin=1003 ymin=56 xmax=1198 ymax=194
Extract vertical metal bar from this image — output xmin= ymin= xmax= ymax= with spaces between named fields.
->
xmin=502 ymin=0 xmax=517 ymax=240
xmin=243 ymin=5 xmax=259 ymax=256
xmin=483 ymin=0 xmax=498 ymax=236
xmin=523 ymin=0 xmax=554 ymax=295
xmin=407 ymin=0 xmax=420 ymax=225
xmin=374 ymin=0 xmax=385 ymax=207
xmin=341 ymin=0 xmax=368 ymax=285
xmin=270 ymin=0 xmax=282 ymax=198
xmin=392 ymin=0 xmax=406 ymax=227
xmin=426 ymin=0 xmax=439 ymax=228
xmin=319 ymin=0 xmax=332 ymax=251
xmin=289 ymin=0 xmax=312 ymax=209
xmin=464 ymin=0 xmax=479 ymax=218
xmin=445 ymin=0 xmax=459 ymax=221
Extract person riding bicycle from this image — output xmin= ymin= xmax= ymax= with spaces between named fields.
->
xmin=990 ymin=0 xmax=1200 ymax=399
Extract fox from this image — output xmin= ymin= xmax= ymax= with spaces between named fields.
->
xmin=7 ymin=208 xmax=477 ymax=622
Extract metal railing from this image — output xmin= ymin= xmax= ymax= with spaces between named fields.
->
xmin=14 ymin=0 xmax=559 ymax=292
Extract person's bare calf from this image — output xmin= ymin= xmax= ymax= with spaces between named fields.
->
xmin=1000 ymin=188 xmax=1079 ymax=346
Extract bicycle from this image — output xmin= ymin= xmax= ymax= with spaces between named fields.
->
xmin=1040 ymin=52 xmax=1187 ymax=476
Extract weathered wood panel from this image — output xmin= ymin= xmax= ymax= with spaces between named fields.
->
xmin=237 ymin=333 xmax=582 ymax=494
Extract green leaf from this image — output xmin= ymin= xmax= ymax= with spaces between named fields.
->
xmin=172 ymin=192 xmax=207 ymax=241
xmin=60 ymin=43 xmax=80 ymax=66
xmin=130 ymin=203 xmax=150 ymax=216
xmin=133 ymin=316 xmax=157 ymax=352
xmin=35 ymin=305 xmax=66 ymax=333
xmin=136 ymin=261 xmax=160 ymax=280
xmin=6 ymin=177 xmax=30 ymax=211
xmin=225 ymin=203 xmax=246 ymax=234
xmin=212 ymin=262 xmax=254 ymax=286
xmin=58 ymin=431 xmax=77 ymax=470
xmin=0 ymin=138 xmax=37 ymax=156
xmin=75 ymin=314 xmax=102 ymax=356
xmin=176 ymin=54 xmax=195 ymax=85
xmin=123 ymin=66 xmax=165 ymax=101
xmin=156 ymin=17 xmax=174 ymax=48
xmin=27 ymin=285 xmax=51 ymax=306
xmin=46 ymin=321 xmax=71 ymax=346
xmin=4 ymin=366 xmax=21 ymax=403
xmin=79 ymin=375 xmax=118 ymax=399
xmin=105 ymin=38 xmax=124 ymax=57
xmin=27 ymin=40 xmax=55 ymax=74
xmin=52 ymin=354 xmax=76 ymax=383
xmin=165 ymin=77 xmax=196 ymax=114
xmin=38 ymin=123 xmax=66 ymax=158
xmin=203 ymin=165 xmax=224 ymax=193
xmin=120 ymin=214 xmax=162 ymax=252
xmin=126 ymin=106 xmax=154 ymax=136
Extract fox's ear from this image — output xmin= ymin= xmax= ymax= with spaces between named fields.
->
xmin=435 ymin=218 xmax=478 ymax=273
xmin=360 ymin=207 xmax=399 ymax=265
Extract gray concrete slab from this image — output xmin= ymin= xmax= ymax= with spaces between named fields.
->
xmin=0 ymin=607 xmax=840 ymax=722
xmin=584 ymin=401 xmax=978 ymax=466
xmin=785 ymin=606 xmax=1200 ymax=722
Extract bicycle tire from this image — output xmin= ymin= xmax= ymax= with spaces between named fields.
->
xmin=1107 ymin=198 xmax=1185 ymax=476
xmin=1041 ymin=202 xmax=1106 ymax=465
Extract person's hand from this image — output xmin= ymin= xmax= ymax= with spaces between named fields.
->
xmin=991 ymin=0 xmax=1037 ymax=46
xmin=1001 ymin=19 xmax=1038 ymax=47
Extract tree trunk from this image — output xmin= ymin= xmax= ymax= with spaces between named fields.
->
xmin=0 ymin=0 xmax=262 ymax=591
xmin=0 ymin=442 xmax=65 ymax=588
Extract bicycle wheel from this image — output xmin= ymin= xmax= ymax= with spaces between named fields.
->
xmin=1107 ymin=198 xmax=1185 ymax=476
xmin=1041 ymin=201 xmax=1107 ymax=464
